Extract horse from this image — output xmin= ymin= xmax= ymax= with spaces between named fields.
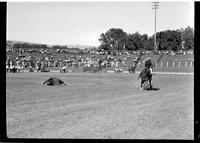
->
xmin=138 ymin=67 xmax=153 ymax=90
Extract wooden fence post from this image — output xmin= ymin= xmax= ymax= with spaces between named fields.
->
xmin=185 ymin=61 xmax=187 ymax=67
xmin=173 ymin=62 xmax=175 ymax=67
xmin=178 ymin=61 xmax=181 ymax=67
xmin=166 ymin=62 xmax=168 ymax=67
xmin=190 ymin=61 xmax=193 ymax=67
xmin=161 ymin=62 xmax=163 ymax=67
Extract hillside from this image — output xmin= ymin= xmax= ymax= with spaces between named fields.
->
xmin=7 ymin=40 xmax=98 ymax=49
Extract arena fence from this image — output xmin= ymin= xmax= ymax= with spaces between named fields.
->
xmin=155 ymin=61 xmax=194 ymax=68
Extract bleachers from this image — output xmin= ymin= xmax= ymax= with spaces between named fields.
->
xmin=6 ymin=50 xmax=194 ymax=74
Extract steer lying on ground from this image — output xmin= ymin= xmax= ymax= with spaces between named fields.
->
xmin=43 ymin=77 xmax=70 ymax=86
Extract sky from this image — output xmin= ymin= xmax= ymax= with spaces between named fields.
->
xmin=7 ymin=1 xmax=194 ymax=47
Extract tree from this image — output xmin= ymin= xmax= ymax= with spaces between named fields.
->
xmin=156 ymin=31 xmax=167 ymax=50
xmin=98 ymin=43 xmax=110 ymax=51
xmin=126 ymin=34 xmax=138 ymax=50
xmin=98 ymin=28 xmax=127 ymax=51
xmin=156 ymin=30 xmax=182 ymax=51
xmin=126 ymin=32 xmax=148 ymax=50
xmin=181 ymin=26 xmax=194 ymax=50
xmin=98 ymin=26 xmax=193 ymax=52
xmin=144 ymin=37 xmax=154 ymax=50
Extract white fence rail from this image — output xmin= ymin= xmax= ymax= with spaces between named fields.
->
xmin=155 ymin=61 xmax=194 ymax=68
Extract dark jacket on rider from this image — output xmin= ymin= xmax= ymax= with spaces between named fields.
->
xmin=145 ymin=60 xmax=152 ymax=68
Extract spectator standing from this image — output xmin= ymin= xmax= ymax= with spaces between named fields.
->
xmin=6 ymin=57 xmax=10 ymax=72
xmin=16 ymin=58 xmax=20 ymax=72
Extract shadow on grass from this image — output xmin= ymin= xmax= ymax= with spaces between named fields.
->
xmin=144 ymin=87 xmax=160 ymax=91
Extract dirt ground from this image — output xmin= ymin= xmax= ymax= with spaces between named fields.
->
xmin=6 ymin=72 xmax=194 ymax=139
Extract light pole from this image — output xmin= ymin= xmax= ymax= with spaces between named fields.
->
xmin=181 ymin=28 xmax=185 ymax=50
xmin=152 ymin=2 xmax=159 ymax=52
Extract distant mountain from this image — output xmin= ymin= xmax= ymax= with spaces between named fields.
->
xmin=7 ymin=40 xmax=98 ymax=49
xmin=67 ymin=45 xmax=97 ymax=49
xmin=7 ymin=40 xmax=42 ymax=45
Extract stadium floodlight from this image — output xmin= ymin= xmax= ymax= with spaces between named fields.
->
xmin=152 ymin=2 xmax=159 ymax=52
xmin=180 ymin=28 xmax=185 ymax=50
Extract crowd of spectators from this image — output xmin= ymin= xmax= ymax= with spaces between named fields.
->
xmin=6 ymin=47 xmax=193 ymax=73
xmin=6 ymin=52 xmax=141 ymax=73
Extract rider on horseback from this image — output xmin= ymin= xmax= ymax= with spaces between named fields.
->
xmin=138 ymin=57 xmax=154 ymax=90
xmin=144 ymin=57 xmax=153 ymax=75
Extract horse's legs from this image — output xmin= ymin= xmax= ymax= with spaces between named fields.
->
xmin=149 ymin=79 xmax=153 ymax=89
xmin=140 ymin=79 xmax=147 ymax=90
xmin=143 ymin=80 xmax=148 ymax=88
xmin=141 ymin=80 xmax=145 ymax=88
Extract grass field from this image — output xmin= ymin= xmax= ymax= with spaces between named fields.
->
xmin=6 ymin=72 xmax=194 ymax=139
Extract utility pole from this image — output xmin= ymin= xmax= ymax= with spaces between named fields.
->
xmin=180 ymin=28 xmax=185 ymax=50
xmin=152 ymin=2 xmax=159 ymax=52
